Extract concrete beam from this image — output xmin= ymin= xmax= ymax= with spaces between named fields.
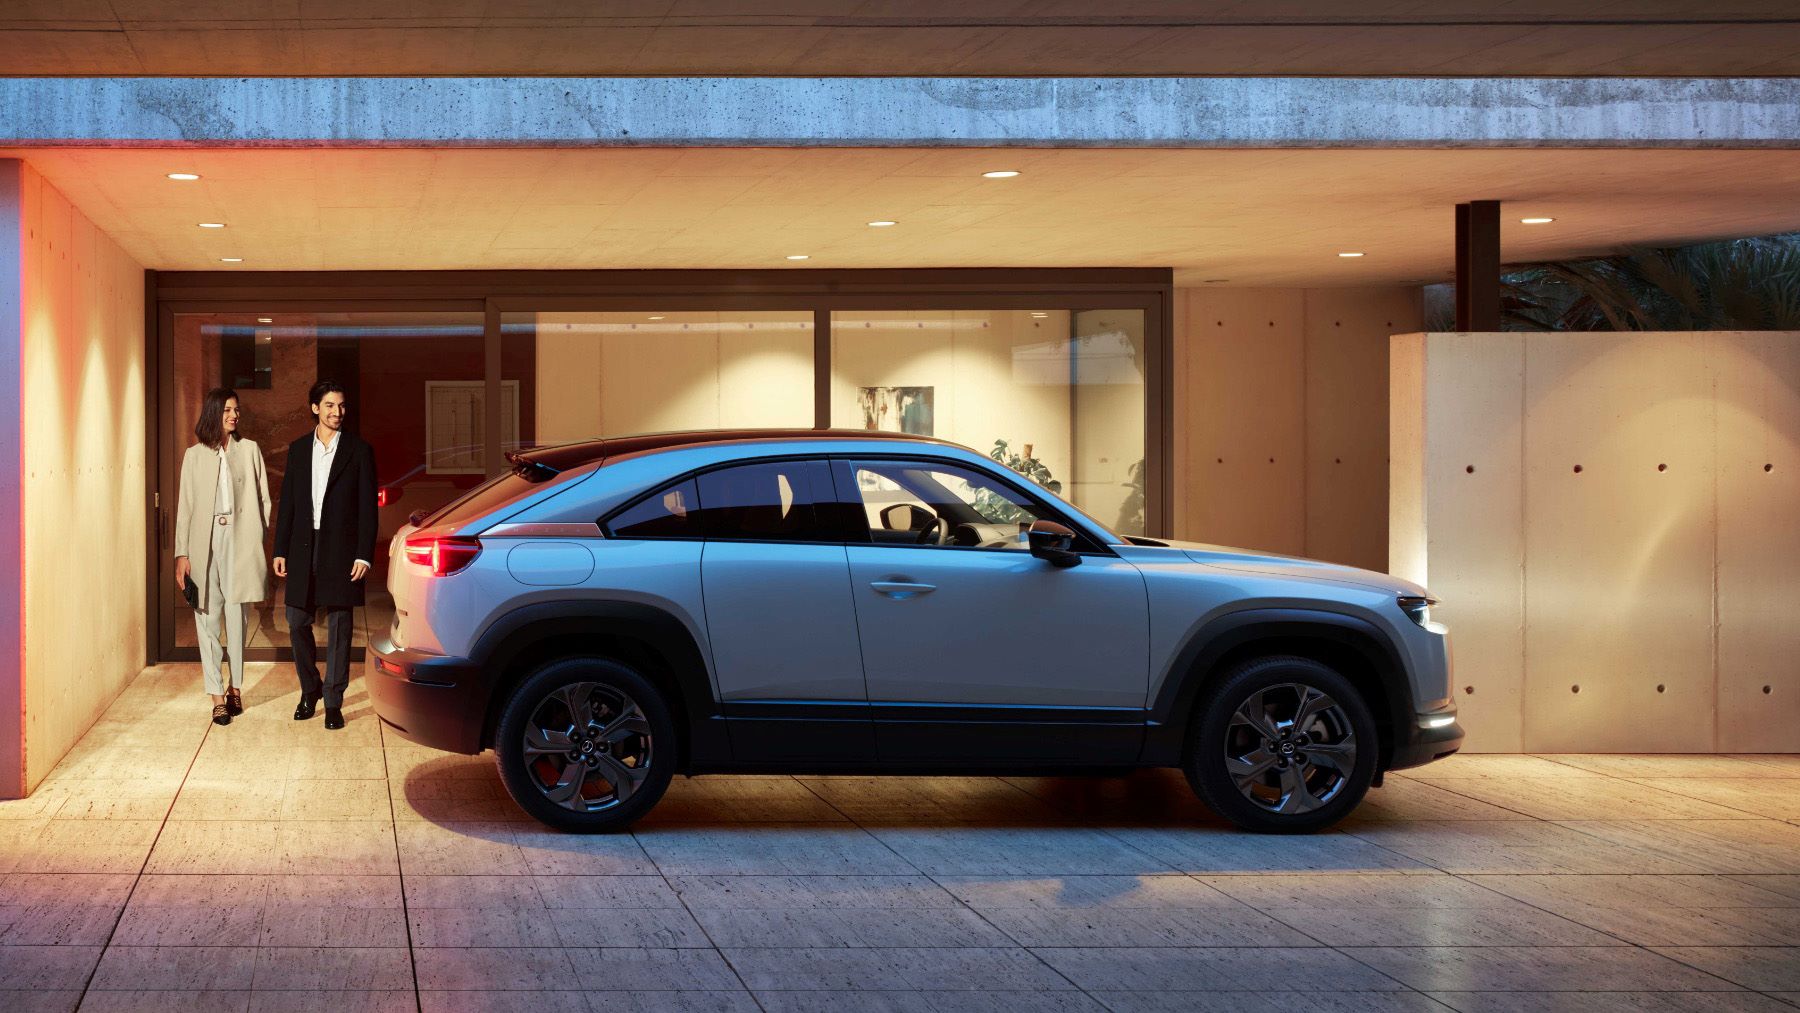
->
xmin=2 ymin=77 xmax=1799 ymax=148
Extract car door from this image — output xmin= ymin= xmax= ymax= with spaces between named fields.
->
xmin=695 ymin=458 xmax=873 ymax=763
xmin=835 ymin=456 xmax=1150 ymax=764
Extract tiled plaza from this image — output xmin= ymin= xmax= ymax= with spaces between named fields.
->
xmin=2 ymin=663 xmax=1798 ymax=1012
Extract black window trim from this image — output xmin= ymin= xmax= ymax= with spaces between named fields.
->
xmin=597 ymin=450 xmax=1122 ymax=556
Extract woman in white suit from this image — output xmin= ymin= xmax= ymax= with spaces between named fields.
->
xmin=174 ymin=388 xmax=272 ymax=725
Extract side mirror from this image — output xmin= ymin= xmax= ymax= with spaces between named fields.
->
xmin=879 ymin=503 xmax=911 ymax=531
xmin=1027 ymin=519 xmax=1082 ymax=568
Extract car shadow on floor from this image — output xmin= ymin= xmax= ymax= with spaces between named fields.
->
xmin=398 ymin=754 xmax=1242 ymax=833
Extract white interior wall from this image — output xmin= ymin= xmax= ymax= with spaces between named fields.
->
xmin=2 ymin=160 xmax=146 ymax=793
xmin=535 ymin=311 xmax=814 ymax=440
xmin=1071 ymin=309 xmax=1147 ymax=534
xmin=1391 ymin=330 xmax=1800 ymax=753
xmin=829 ymin=310 xmax=1075 ymax=494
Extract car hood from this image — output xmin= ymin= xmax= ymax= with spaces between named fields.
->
xmin=1154 ymin=539 xmax=1428 ymax=597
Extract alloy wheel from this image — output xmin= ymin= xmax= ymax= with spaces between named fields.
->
xmin=1223 ymin=682 xmax=1357 ymax=815
xmin=520 ymin=681 xmax=653 ymax=812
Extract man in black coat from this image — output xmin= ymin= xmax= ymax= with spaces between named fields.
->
xmin=272 ymin=379 xmax=378 ymax=731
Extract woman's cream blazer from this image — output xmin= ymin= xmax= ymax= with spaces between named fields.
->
xmin=174 ymin=437 xmax=273 ymax=610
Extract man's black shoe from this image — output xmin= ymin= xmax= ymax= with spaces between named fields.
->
xmin=324 ymin=707 xmax=345 ymax=730
xmin=294 ymin=696 xmax=318 ymax=721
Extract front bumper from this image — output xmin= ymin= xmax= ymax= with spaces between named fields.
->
xmin=367 ymin=635 xmax=486 ymax=754
xmin=1388 ymin=711 xmax=1465 ymax=770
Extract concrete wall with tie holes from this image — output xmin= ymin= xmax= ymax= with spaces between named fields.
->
xmin=1391 ymin=331 xmax=1800 ymax=753
xmin=1173 ymin=286 xmax=1424 ymax=572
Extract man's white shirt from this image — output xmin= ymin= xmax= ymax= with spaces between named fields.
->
xmin=310 ymin=429 xmax=369 ymax=570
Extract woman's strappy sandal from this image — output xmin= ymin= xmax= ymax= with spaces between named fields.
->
xmin=225 ymin=687 xmax=243 ymax=717
xmin=211 ymin=702 xmax=231 ymax=726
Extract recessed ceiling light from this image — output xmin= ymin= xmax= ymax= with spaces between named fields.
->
xmin=1338 ymin=251 xmax=1365 ymax=258
xmin=256 ymin=317 xmax=272 ymax=324
xmin=786 ymin=254 xmax=810 ymax=261
xmin=198 ymin=222 xmax=226 ymax=229
xmin=1030 ymin=312 xmax=1049 ymax=318
xmin=867 ymin=220 xmax=897 ymax=228
xmin=1519 ymin=217 xmax=1555 ymax=224
xmin=981 ymin=170 xmax=1021 ymax=179
xmin=220 ymin=257 xmax=243 ymax=263
xmin=648 ymin=315 xmax=665 ymax=320
xmin=166 ymin=172 xmax=200 ymax=181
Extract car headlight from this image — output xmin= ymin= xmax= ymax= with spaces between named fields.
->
xmin=1398 ymin=595 xmax=1444 ymax=632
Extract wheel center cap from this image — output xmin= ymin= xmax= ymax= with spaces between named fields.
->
xmin=581 ymin=739 xmax=595 ymax=753
xmin=1280 ymin=741 xmax=1296 ymax=755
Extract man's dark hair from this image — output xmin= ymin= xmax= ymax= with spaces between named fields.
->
xmin=194 ymin=387 xmax=238 ymax=449
xmin=308 ymin=378 xmax=347 ymax=408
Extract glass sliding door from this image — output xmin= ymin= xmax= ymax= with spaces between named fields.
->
xmin=163 ymin=310 xmax=486 ymax=658
xmin=829 ymin=308 xmax=1148 ymax=535
xmin=153 ymin=271 xmax=1168 ymax=662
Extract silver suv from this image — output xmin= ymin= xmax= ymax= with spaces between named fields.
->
xmin=369 ymin=430 xmax=1461 ymax=833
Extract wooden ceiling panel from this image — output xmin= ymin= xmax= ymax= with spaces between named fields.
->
xmin=6 ymin=146 xmax=1799 ymax=286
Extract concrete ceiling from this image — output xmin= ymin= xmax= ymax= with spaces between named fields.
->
xmin=7 ymin=147 xmax=1800 ymax=287
xmin=4 ymin=2 xmax=1800 ymax=76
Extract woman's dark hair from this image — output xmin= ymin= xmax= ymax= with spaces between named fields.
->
xmin=194 ymin=387 xmax=239 ymax=449
xmin=308 ymin=378 xmax=347 ymax=408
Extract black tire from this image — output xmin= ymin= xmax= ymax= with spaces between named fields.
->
xmin=494 ymin=657 xmax=676 ymax=832
xmin=1184 ymin=655 xmax=1378 ymax=834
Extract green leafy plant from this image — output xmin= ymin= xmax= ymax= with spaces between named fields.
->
xmin=980 ymin=438 xmax=1061 ymax=524
xmin=1116 ymin=458 xmax=1145 ymax=535
xmin=1514 ymin=236 xmax=1800 ymax=331
xmin=1429 ymin=233 xmax=1800 ymax=332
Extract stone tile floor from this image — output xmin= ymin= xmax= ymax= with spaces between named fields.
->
xmin=2 ymin=663 xmax=1798 ymax=1012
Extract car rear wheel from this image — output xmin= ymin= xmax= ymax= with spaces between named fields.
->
xmin=1184 ymin=656 xmax=1377 ymax=834
xmin=495 ymin=658 xmax=675 ymax=832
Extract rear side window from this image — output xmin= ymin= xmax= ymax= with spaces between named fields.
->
xmin=694 ymin=460 xmax=841 ymax=542
xmin=606 ymin=479 xmax=700 ymax=539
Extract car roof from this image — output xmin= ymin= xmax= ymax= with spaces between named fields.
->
xmin=514 ymin=428 xmax=953 ymax=474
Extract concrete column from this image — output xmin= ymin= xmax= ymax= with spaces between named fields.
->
xmin=0 ymin=159 xmax=22 ymax=797
xmin=1456 ymin=201 xmax=1501 ymax=331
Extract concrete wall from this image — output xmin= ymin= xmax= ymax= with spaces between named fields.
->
xmin=1173 ymin=286 xmax=1423 ymax=571
xmin=0 ymin=159 xmax=146 ymax=796
xmin=1391 ymin=331 xmax=1800 ymax=753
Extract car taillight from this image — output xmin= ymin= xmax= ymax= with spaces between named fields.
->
xmin=403 ymin=535 xmax=482 ymax=576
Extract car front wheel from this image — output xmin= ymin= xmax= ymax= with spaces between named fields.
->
xmin=495 ymin=658 xmax=676 ymax=832
xmin=1184 ymin=656 xmax=1377 ymax=833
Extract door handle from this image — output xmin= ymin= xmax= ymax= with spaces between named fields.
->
xmin=870 ymin=581 xmax=936 ymax=599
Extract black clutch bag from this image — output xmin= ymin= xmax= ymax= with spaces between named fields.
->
xmin=183 ymin=573 xmax=199 ymax=610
